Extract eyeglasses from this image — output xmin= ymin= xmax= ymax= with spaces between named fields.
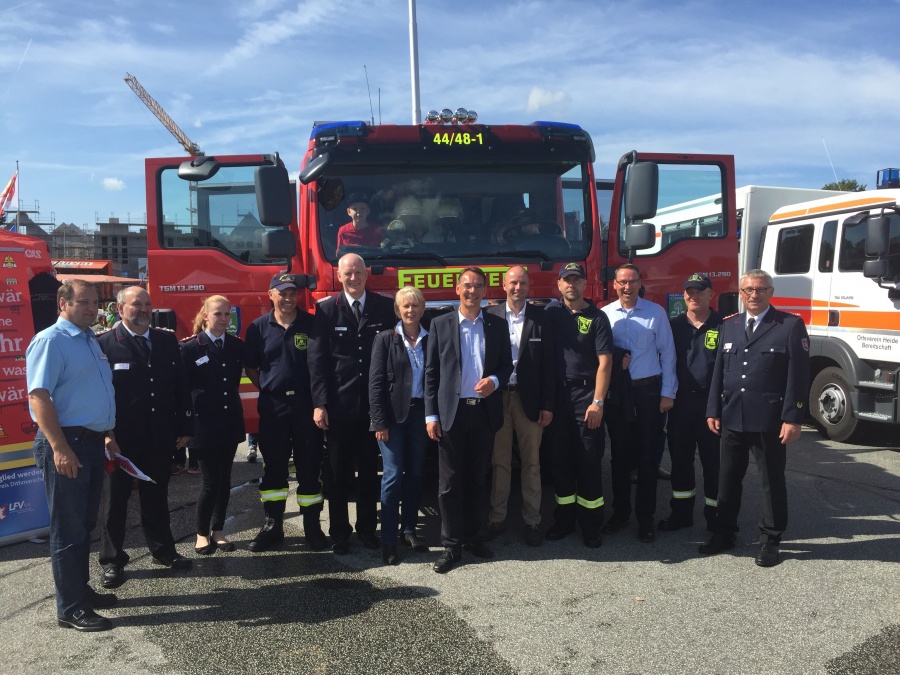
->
xmin=740 ymin=287 xmax=771 ymax=296
xmin=615 ymin=279 xmax=640 ymax=286
xmin=460 ymin=283 xmax=485 ymax=291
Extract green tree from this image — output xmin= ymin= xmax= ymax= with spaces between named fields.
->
xmin=822 ymin=179 xmax=866 ymax=192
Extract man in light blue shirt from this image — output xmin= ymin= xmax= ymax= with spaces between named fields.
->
xmin=601 ymin=264 xmax=676 ymax=543
xmin=26 ymin=279 xmax=119 ymax=632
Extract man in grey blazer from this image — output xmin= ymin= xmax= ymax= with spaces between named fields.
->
xmin=425 ymin=267 xmax=514 ymax=573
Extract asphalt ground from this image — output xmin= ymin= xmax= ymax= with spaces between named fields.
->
xmin=0 ymin=426 xmax=897 ymax=675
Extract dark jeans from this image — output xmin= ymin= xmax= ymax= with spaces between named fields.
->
xmin=33 ymin=429 xmax=106 ymax=617
xmin=606 ymin=382 xmax=664 ymax=525
xmin=196 ymin=448 xmax=237 ymax=534
xmin=378 ymin=401 xmax=429 ymax=545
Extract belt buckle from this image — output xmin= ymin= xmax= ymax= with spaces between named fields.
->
xmin=465 ymin=398 xmax=478 ymax=406
xmin=285 ymin=390 xmax=295 ymax=396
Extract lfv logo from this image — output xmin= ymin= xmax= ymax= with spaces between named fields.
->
xmin=9 ymin=500 xmax=30 ymax=513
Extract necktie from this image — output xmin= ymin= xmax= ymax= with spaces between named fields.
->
xmin=352 ymin=300 xmax=361 ymax=323
xmin=134 ymin=334 xmax=150 ymax=360
xmin=214 ymin=337 xmax=224 ymax=350
xmin=745 ymin=317 xmax=755 ymax=342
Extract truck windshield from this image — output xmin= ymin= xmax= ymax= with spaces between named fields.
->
xmin=318 ymin=164 xmax=592 ymax=263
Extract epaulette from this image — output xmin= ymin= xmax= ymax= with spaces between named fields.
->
xmin=150 ymin=326 xmax=176 ymax=334
xmin=179 ymin=333 xmax=198 ymax=343
xmin=94 ymin=327 xmax=113 ymax=336
xmin=722 ymin=312 xmax=740 ymax=320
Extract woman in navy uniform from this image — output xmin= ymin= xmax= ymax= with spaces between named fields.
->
xmin=180 ymin=295 xmax=245 ymax=554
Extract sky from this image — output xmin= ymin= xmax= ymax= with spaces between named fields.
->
xmin=1 ymin=0 xmax=899 ymax=230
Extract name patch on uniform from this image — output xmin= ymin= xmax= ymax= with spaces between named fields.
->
xmin=114 ymin=363 xmax=130 ymax=370
xmin=704 ymin=330 xmax=719 ymax=350
xmin=529 ymin=338 xmax=541 ymax=342
xmin=577 ymin=316 xmax=592 ymax=335
xmin=335 ymin=326 xmax=348 ymax=332
xmin=195 ymin=356 xmax=210 ymax=365
xmin=294 ymin=333 xmax=308 ymax=350
xmin=724 ymin=342 xmax=733 ymax=350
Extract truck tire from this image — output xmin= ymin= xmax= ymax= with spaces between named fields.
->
xmin=810 ymin=366 xmax=862 ymax=443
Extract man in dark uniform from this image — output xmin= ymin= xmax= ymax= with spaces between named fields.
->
xmin=310 ymin=253 xmax=395 ymax=554
xmin=98 ymin=286 xmax=193 ymax=590
xmin=659 ymin=273 xmax=722 ymax=533
xmin=702 ymin=269 xmax=810 ymax=567
xmin=543 ymin=263 xmax=613 ymax=547
xmin=244 ymin=273 xmax=325 ymax=551
xmin=426 ymin=267 xmax=513 ymax=573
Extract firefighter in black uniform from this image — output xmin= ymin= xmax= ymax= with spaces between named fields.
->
xmin=658 ymin=273 xmax=722 ymax=533
xmin=243 ymin=273 xmax=325 ymax=551
xmin=543 ymin=263 xmax=613 ymax=548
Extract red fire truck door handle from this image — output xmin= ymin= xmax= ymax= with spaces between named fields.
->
xmin=828 ymin=310 xmax=840 ymax=327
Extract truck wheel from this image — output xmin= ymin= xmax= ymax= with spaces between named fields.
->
xmin=810 ymin=366 xmax=861 ymax=443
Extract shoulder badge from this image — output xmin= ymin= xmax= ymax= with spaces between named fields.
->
xmin=179 ymin=333 xmax=198 ymax=343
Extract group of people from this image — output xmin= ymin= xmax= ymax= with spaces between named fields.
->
xmin=25 ymin=254 xmax=810 ymax=632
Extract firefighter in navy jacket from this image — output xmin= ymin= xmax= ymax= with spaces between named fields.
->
xmin=702 ymin=269 xmax=810 ymax=567
xmin=179 ymin=295 xmax=245 ymax=555
xmin=97 ymin=287 xmax=193 ymax=588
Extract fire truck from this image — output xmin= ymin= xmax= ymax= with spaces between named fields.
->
xmin=144 ymin=115 xmax=740 ymax=427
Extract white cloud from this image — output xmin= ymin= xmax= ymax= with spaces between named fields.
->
xmin=525 ymin=87 xmax=569 ymax=113
xmin=103 ymin=178 xmax=126 ymax=191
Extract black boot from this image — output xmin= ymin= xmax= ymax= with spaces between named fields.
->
xmin=249 ymin=517 xmax=284 ymax=552
xmin=303 ymin=513 xmax=327 ymax=551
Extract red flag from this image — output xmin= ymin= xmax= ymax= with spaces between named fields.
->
xmin=0 ymin=172 xmax=16 ymax=221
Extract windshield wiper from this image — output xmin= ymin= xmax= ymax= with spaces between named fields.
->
xmin=370 ymin=251 xmax=449 ymax=266
xmin=473 ymin=249 xmax=553 ymax=262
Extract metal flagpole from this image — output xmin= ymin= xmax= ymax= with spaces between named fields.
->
xmin=409 ymin=0 xmax=421 ymax=125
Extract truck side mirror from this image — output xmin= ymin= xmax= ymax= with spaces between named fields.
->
xmin=625 ymin=222 xmax=656 ymax=250
xmin=178 ymin=156 xmax=220 ymax=182
xmin=865 ymin=215 xmax=890 ymax=257
xmin=255 ymin=165 xmax=293 ymax=228
xmin=624 ymin=162 xmax=659 ymax=221
xmin=299 ymin=152 xmax=332 ymax=185
xmin=262 ymin=229 xmax=296 ymax=259
xmin=863 ymin=259 xmax=889 ymax=280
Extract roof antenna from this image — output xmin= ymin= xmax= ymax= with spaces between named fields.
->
xmin=821 ymin=137 xmax=839 ymax=183
xmin=364 ymin=65 xmax=375 ymax=126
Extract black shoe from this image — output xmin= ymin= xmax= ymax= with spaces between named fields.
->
xmin=305 ymin=527 xmax=328 ymax=551
xmin=524 ymin=524 xmax=543 ymax=547
xmin=382 ymin=544 xmax=399 ymax=566
xmin=58 ymin=607 xmax=112 ymax=632
xmin=153 ymin=554 xmax=192 ymax=570
xmin=601 ymin=514 xmax=630 ymax=535
xmin=544 ymin=522 xmax=576 ymax=541
xmin=401 ymin=532 xmax=428 ymax=552
xmin=463 ymin=541 xmax=494 ymax=559
xmin=84 ymin=587 xmax=118 ymax=610
xmin=433 ymin=549 xmax=460 ymax=574
xmin=212 ymin=538 xmax=236 ymax=553
xmin=756 ymin=541 xmax=780 ymax=567
xmin=479 ymin=520 xmax=506 ymax=541
xmin=331 ymin=538 xmax=350 ymax=555
xmin=638 ymin=523 xmax=656 ymax=543
xmin=194 ymin=540 xmax=217 ymax=555
xmin=582 ymin=530 xmax=602 ymax=548
xmin=699 ymin=534 xmax=736 ymax=555
xmin=357 ymin=532 xmax=381 ymax=550
xmin=248 ymin=517 xmax=284 ymax=552
xmin=658 ymin=515 xmax=693 ymax=532
xmin=100 ymin=564 xmax=124 ymax=589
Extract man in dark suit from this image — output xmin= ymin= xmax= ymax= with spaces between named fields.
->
xmin=482 ymin=266 xmax=555 ymax=546
xmin=310 ymin=253 xmax=395 ymax=554
xmin=702 ymin=269 xmax=810 ymax=567
xmin=425 ymin=267 xmax=514 ymax=573
xmin=97 ymin=287 xmax=193 ymax=589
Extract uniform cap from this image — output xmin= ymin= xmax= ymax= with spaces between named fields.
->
xmin=559 ymin=262 xmax=586 ymax=279
xmin=684 ymin=273 xmax=712 ymax=290
xmin=270 ymin=273 xmax=299 ymax=291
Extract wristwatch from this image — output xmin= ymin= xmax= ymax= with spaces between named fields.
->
xmin=592 ymin=399 xmax=604 ymax=407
